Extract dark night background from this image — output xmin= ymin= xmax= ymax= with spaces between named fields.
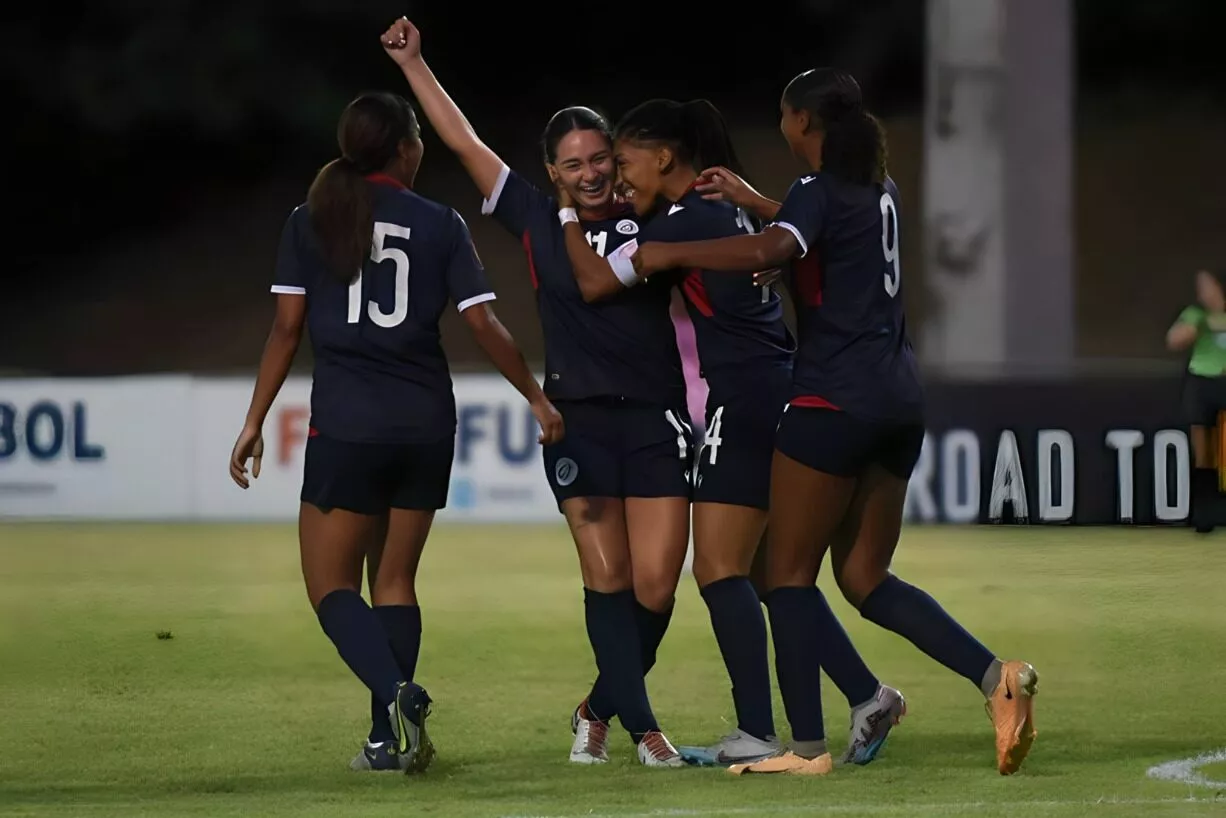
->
xmin=5 ymin=0 xmax=1226 ymax=374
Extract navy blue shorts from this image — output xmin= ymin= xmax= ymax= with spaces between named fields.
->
xmin=694 ymin=368 xmax=791 ymax=509
xmin=542 ymin=398 xmax=694 ymax=506
xmin=775 ymin=406 xmax=924 ymax=480
xmin=301 ymin=432 xmax=454 ymax=514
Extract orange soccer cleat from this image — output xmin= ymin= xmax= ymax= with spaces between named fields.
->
xmin=986 ymin=660 xmax=1039 ymax=775
xmin=728 ymin=750 xmax=834 ymax=776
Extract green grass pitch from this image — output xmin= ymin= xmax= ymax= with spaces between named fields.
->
xmin=1 ymin=523 xmax=1224 ymax=817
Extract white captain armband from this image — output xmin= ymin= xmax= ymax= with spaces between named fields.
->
xmin=558 ymin=207 xmax=579 ymax=226
xmin=606 ymin=239 xmax=641 ymax=288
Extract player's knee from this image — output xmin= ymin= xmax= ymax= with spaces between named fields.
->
xmin=371 ymin=571 xmax=417 ymax=606
xmin=835 ymin=562 xmax=886 ymax=609
xmin=691 ymin=550 xmax=741 ymax=589
xmin=305 ymin=579 xmax=360 ymax=611
xmin=579 ymin=551 xmax=633 ymax=593
xmin=632 ymin=570 xmax=679 ymax=613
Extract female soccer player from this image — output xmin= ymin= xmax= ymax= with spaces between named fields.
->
xmin=631 ymin=69 xmax=1039 ymax=777
xmin=557 ymin=97 xmax=905 ymax=767
xmin=1167 ymin=268 xmax=1226 ymax=533
xmin=382 ymin=18 xmax=690 ymax=767
xmin=228 ymin=91 xmax=562 ymax=774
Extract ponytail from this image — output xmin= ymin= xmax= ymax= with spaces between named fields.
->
xmin=307 ymin=157 xmax=375 ymax=284
xmin=679 ymin=99 xmax=746 ymax=178
xmin=307 ymin=92 xmax=422 ymax=284
xmin=820 ymin=110 xmax=888 ymax=186
xmin=783 ymin=68 xmax=888 ymax=186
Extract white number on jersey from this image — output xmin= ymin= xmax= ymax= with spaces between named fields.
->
xmin=348 ymin=222 xmax=411 ymax=327
xmin=585 ymin=230 xmax=608 ymax=257
xmin=704 ymin=406 xmax=725 ymax=466
xmin=879 ymin=193 xmax=900 ymax=298
xmin=735 ymin=208 xmax=773 ymax=303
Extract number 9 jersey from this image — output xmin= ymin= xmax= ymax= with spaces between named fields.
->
xmin=771 ymin=173 xmax=923 ymax=424
xmin=272 ymin=176 xmax=496 ymax=445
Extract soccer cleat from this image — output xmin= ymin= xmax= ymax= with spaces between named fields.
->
xmin=569 ymin=700 xmax=610 ymax=764
xmin=637 ymin=730 xmax=685 ymax=768
xmin=388 ymin=682 xmax=436 ymax=774
xmin=728 ymin=750 xmax=833 ymax=776
xmin=986 ymin=660 xmax=1038 ymax=775
xmin=705 ymin=729 xmax=782 ymax=765
xmin=349 ymin=740 xmax=408 ymax=772
xmin=842 ymin=684 xmax=906 ymax=766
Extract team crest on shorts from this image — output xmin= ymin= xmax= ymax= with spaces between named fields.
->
xmin=555 ymin=457 xmax=579 ymax=487
xmin=615 ymin=219 xmax=638 ymax=235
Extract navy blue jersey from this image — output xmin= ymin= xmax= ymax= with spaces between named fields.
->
xmin=482 ymin=165 xmax=685 ymax=407
xmin=636 ymin=189 xmax=794 ymax=380
xmin=273 ymin=177 xmax=495 ymax=444
xmin=772 ymin=173 xmax=923 ymax=422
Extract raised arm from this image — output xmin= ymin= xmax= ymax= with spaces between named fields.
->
xmin=382 ymin=18 xmax=505 ymax=199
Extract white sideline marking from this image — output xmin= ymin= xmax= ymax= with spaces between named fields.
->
xmin=502 ymin=796 xmax=1220 ymax=818
xmin=1147 ymin=748 xmax=1226 ymax=788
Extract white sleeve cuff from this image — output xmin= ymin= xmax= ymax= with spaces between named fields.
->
xmin=769 ymin=221 xmax=808 ymax=258
xmin=607 ymin=239 xmax=641 ymax=287
xmin=270 ymin=285 xmax=306 ymax=295
xmin=481 ymin=165 xmax=511 ymax=215
xmin=457 ymin=292 xmax=497 ymax=313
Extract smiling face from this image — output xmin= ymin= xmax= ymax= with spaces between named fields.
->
xmin=546 ymin=128 xmax=615 ymax=212
xmin=613 ymin=137 xmax=670 ymax=217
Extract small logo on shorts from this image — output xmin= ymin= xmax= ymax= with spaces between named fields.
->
xmin=555 ymin=457 xmax=579 ymax=487
xmin=615 ymin=219 xmax=638 ymax=235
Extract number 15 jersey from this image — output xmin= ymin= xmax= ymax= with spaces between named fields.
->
xmin=272 ymin=175 xmax=495 ymax=444
xmin=772 ymin=173 xmax=923 ymax=423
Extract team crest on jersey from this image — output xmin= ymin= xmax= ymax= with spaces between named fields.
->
xmin=615 ymin=219 xmax=638 ymax=235
xmin=555 ymin=457 xmax=579 ymax=487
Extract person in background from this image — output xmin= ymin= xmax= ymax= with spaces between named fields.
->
xmin=1166 ymin=269 xmax=1226 ymax=533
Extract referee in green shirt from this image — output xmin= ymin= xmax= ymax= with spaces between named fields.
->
xmin=1167 ymin=269 xmax=1226 ymax=533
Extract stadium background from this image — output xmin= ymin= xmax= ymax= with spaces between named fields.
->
xmin=5 ymin=0 xmax=1226 ymax=524
xmin=4 ymin=4 xmax=1226 ymax=817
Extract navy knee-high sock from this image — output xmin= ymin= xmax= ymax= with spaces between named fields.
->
xmin=813 ymin=588 xmax=880 ymax=707
xmin=584 ymin=589 xmax=659 ymax=740
xmin=701 ymin=576 xmax=775 ymax=740
xmin=315 ymin=590 xmax=412 ymax=711
xmin=586 ymin=600 xmax=672 ymax=722
xmin=765 ymin=587 xmax=826 ymax=743
xmin=368 ymin=605 xmax=422 ymax=744
xmin=859 ymin=575 xmax=995 ymax=688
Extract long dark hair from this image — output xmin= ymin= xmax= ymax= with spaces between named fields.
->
xmin=307 ymin=92 xmax=420 ymax=283
xmin=783 ymin=68 xmax=887 ymax=186
xmin=540 ymin=106 xmax=612 ymax=163
xmin=614 ymin=98 xmax=746 ymax=178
